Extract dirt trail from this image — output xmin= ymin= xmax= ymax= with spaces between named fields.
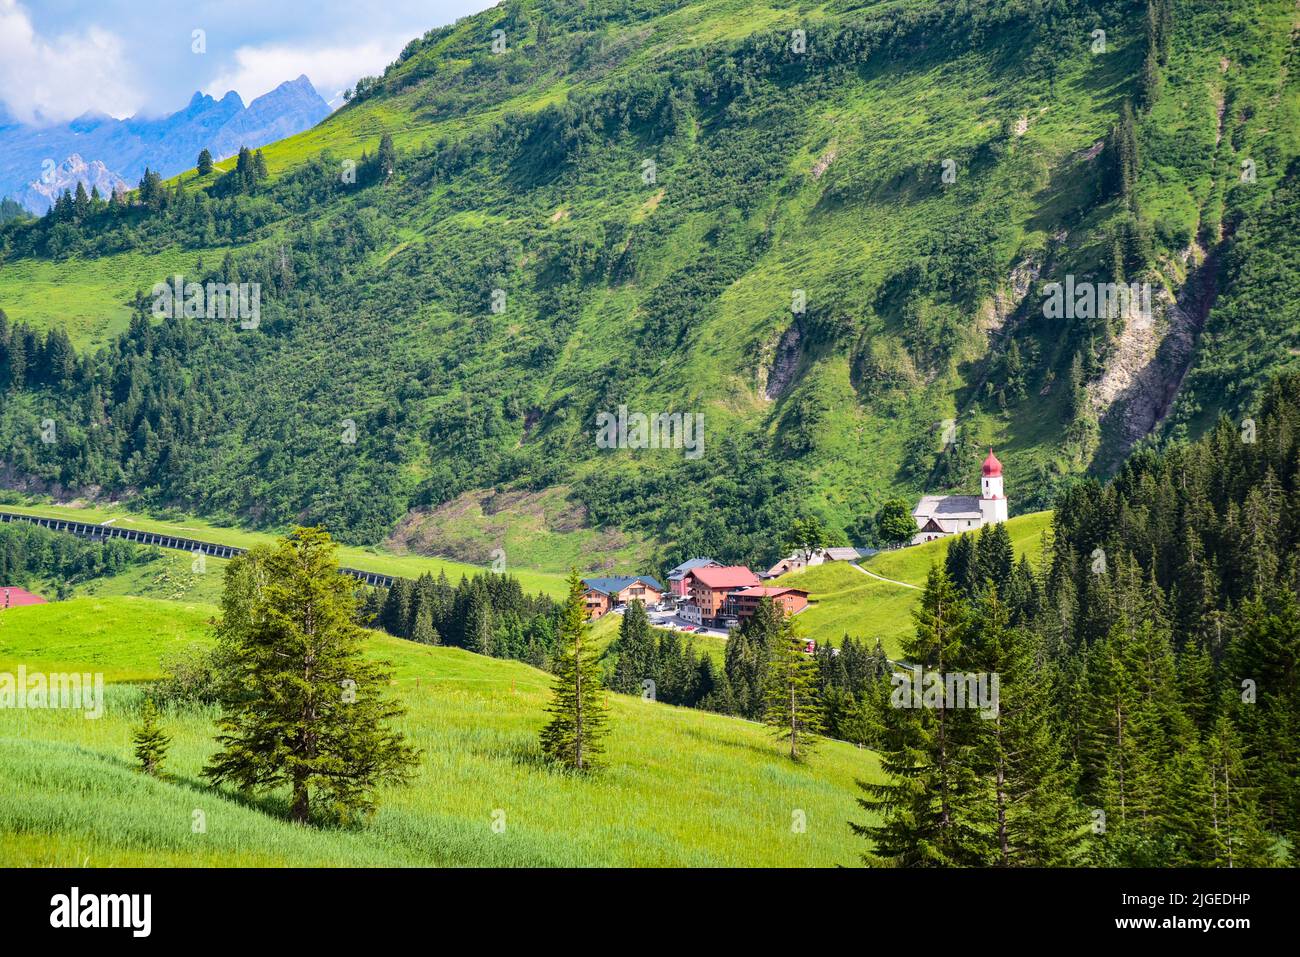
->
xmin=849 ymin=562 xmax=921 ymax=590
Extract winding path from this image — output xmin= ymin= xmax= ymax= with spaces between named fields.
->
xmin=848 ymin=561 xmax=921 ymax=590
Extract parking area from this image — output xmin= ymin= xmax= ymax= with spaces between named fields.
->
xmin=608 ymin=603 xmax=731 ymax=638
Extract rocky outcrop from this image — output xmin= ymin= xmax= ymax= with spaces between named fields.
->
xmin=1092 ymin=241 xmax=1222 ymax=469
xmin=761 ymin=324 xmax=802 ymax=400
xmin=982 ymin=256 xmax=1042 ymax=332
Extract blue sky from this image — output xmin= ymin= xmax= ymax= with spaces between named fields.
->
xmin=0 ymin=0 xmax=496 ymax=124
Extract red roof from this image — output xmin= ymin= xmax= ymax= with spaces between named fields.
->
xmin=982 ymin=448 xmax=1002 ymax=477
xmin=688 ymin=566 xmax=761 ymax=589
xmin=731 ymin=586 xmax=810 ymax=599
xmin=1 ymin=587 xmax=47 ymax=608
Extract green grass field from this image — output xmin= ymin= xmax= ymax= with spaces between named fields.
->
xmin=774 ymin=510 xmax=1053 ymax=656
xmin=0 ymin=596 xmax=882 ymax=866
xmin=862 ymin=509 xmax=1054 ymax=587
xmin=0 ymin=246 xmax=232 ymax=350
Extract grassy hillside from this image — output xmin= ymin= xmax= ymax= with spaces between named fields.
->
xmin=773 ymin=510 xmax=1052 ymax=655
xmin=1 ymin=0 xmax=1295 ymax=574
xmin=0 ymin=597 xmax=881 ymax=866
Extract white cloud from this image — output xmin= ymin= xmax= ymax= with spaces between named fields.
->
xmin=203 ymin=35 xmax=412 ymax=106
xmin=0 ymin=0 xmax=140 ymax=124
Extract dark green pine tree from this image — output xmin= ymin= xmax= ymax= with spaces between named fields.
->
xmin=132 ymin=697 xmax=171 ymax=776
xmin=944 ymin=532 xmax=976 ymax=596
xmin=1104 ymin=103 xmax=1139 ymax=207
xmin=762 ymin=613 xmax=824 ymax=760
xmin=233 ymin=146 xmax=254 ymax=191
xmin=1205 ymin=711 xmax=1274 ymax=867
xmin=410 ymin=604 xmax=439 ymax=645
xmin=854 ymin=565 xmax=990 ymax=866
xmin=1228 ymin=594 xmax=1300 ymax=841
xmin=463 ymin=584 xmax=495 ymax=656
xmin=73 ymin=181 xmax=90 ymax=219
xmin=1177 ymin=637 xmax=1215 ymax=733
xmin=1004 ymin=554 xmax=1042 ymax=624
xmin=539 ymin=570 xmax=610 ymax=771
xmin=204 ymin=528 xmax=419 ymax=824
xmin=1158 ymin=728 xmax=1218 ymax=866
xmin=724 ymin=597 xmax=780 ymax=719
xmin=698 ymin=658 xmax=738 ymax=714
xmin=376 ymin=132 xmax=397 ymax=181
xmin=656 ymin=629 xmax=689 ymax=703
xmin=1082 ymin=619 xmax=1169 ymax=864
xmin=612 ymin=599 xmax=655 ymax=695
xmin=973 ymin=588 xmax=1085 ymax=866
xmin=692 ymin=654 xmax=721 ymax=708
xmin=381 ymin=577 xmax=413 ymax=637
xmin=197 ymin=148 xmax=214 ymax=175
xmin=973 ymin=521 xmax=1014 ymax=593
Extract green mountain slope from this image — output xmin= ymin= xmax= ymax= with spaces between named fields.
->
xmin=771 ymin=509 xmax=1052 ymax=654
xmin=1 ymin=0 xmax=1296 ymax=572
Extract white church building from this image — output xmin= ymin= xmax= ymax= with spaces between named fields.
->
xmin=911 ymin=449 xmax=1009 ymax=545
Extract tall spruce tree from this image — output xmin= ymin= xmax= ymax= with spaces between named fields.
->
xmin=854 ymin=566 xmax=990 ymax=866
xmin=204 ymin=528 xmax=419 ymax=823
xmin=972 ymin=588 xmax=1085 ymax=865
xmin=762 ymin=613 xmax=823 ymax=760
xmin=612 ymin=599 xmax=655 ymax=695
xmin=539 ymin=570 xmax=610 ymax=770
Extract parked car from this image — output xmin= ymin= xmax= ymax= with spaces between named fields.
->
xmin=681 ymin=625 xmax=696 ymax=632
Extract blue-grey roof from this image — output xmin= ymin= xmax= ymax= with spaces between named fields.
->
xmin=582 ymin=576 xmax=664 ymax=596
xmin=666 ymin=557 xmax=718 ymax=580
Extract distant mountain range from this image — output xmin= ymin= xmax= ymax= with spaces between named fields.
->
xmin=0 ymin=75 xmax=331 ymax=214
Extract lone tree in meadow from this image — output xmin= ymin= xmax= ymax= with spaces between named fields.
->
xmin=763 ymin=613 xmax=823 ymax=760
xmin=539 ymin=570 xmax=610 ymax=770
xmin=196 ymin=148 xmax=213 ymax=175
xmin=204 ymin=527 xmax=419 ymax=824
xmin=875 ymin=498 xmax=916 ymax=547
xmin=782 ymin=515 xmax=829 ymax=562
xmin=132 ymin=697 xmax=171 ymax=776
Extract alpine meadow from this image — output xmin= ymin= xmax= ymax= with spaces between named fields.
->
xmin=0 ymin=0 xmax=1297 ymax=928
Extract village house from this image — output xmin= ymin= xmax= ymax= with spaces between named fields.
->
xmin=725 ymin=585 xmax=811 ymax=621
xmin=761 ymin=546 xmax=865 ymax=579
xmin=665 ymin=557 xmax=719 ymax=598
xmin=581 ymin=576 xmax=665 ymax=619
xmin=682 ymin=565 xmax=761 ymax=628
xmin=911 ymin=449 xmax=1009 ymax=545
